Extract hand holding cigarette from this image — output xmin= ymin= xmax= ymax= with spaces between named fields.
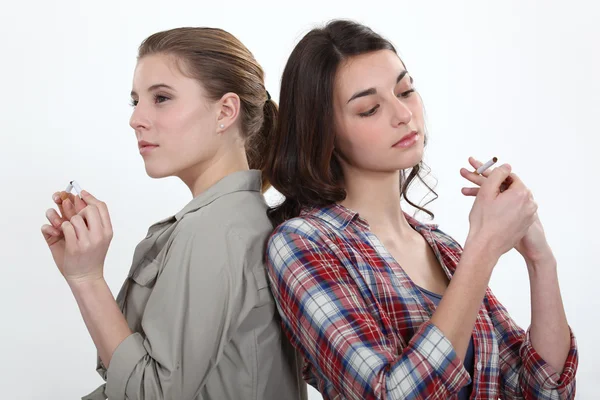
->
xmin=462 ymin=157 xmax=513 ymax=194
xmin=460 ymin=157 xmax=538 ymax=258
xmin=41 ymin=186 xmax=113 ymax=283
xmin=42 ymin=181 xmax=88 ymax=244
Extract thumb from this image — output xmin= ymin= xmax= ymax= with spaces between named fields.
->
xmin=481 ymin=163 xmax=512 ymax=196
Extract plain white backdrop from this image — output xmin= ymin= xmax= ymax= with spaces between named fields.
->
xmin=1 ymin=0 xmax=598 ymax=398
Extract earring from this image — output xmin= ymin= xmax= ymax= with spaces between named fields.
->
xmin=219 ymin=124 xmax=225 ymax=129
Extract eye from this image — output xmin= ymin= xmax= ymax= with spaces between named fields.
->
xmin=154 ymin=94 xmax=170 ymax=104
xmin=398 ymin=89 xmax=415 ymax=98
xmin=129 ymin=99 xmax=138 ymax=107
xmin=359 ymin=105 xmax=380 ymax=117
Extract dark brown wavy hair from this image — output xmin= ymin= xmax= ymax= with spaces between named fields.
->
xmin=138 ymin=27 xmax=275 ymax=192
xmin=266 ymin=20 xmax=437 ymax=226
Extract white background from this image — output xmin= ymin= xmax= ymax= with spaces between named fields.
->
xmin=1 ymin=0 xmax=598 ymax=398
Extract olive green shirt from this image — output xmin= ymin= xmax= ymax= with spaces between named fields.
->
xmin=82 ymin=170 xmax=306 ymax=400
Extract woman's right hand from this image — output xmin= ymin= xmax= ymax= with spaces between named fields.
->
xmin=465 ymin=164 xmax=538 ymax=260
xmin=41 ymin=191 xmax=88 ymax=269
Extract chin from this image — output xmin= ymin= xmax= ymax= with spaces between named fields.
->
xmin=144 ymin=163 xmax=174 ymax=179
xmin=396 ymin=148 xmax=424 ymax=170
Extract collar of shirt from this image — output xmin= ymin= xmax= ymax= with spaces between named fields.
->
xmin=148 ymin=170 xmax=262 ymax=231
xmin=300 ymin=202 xmax=439 ymax=232
xmin=299 ymin=203 xmax=459 ymax=279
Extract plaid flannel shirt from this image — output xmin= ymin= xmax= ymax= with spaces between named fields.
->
xmin=266 ymin=203 xmax=578 ymax=399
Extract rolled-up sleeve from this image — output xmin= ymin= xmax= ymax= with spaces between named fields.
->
xmin=519 ymin=327 xmax=578 ymax=395
xmin=105 ymin=225 xmax=240 ymax=400
xmin=105 ymin=333 xmax=148 ymax=398
xmin=485 ymin=288 xmax=578 ymax=399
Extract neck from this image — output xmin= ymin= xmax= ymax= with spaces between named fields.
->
xmin=340 ymin=167 xmax=413 ymax=238
xmin=180 ymin=145 xmax=249 ymax=198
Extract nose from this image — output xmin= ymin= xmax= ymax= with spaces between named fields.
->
xmin=129 ymin=103 xmax=151 ymax=132
xmin=391 ymin=96 xmax=413 ymax=126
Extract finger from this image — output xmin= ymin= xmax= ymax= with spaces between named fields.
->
xmin=460 ymin=167 xmax=485 ymax=186
xmin=79 ymin=206 xmax=103 ymax=234
xmin=468 ymin=156 xmax=482 ymax=169
xmin=41 ymin=224 xmax=62 ymax=239
xmin=62 ymin=198 xmax=77 ymax=220
xmin=81 ymin=191 xmax=112 ymax=231
xmin=61 ymin=221 xmax=77 ymax=246
xmin=54 ymin=191 xmax=73 ymax=204
xmin=73 ymin=195 xmax=88 ymax=213
xmin=469 ymin=157 xmax=492 ymax=177
xmin=461 ymin=187 xmax=480 ymax=196
xmin=45 ymin=208 xmax=64 ymax=229
xmin=70 ymin=215 xmax=89 ymax=242
xmin=53 ymin=192 xmax=66 ymax=219
xmin=480 ymin=163 xmax=512 ymax=196
xmin=52 ymin=190 xmax=70 ymax=205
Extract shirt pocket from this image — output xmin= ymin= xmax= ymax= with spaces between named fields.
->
xmin=131 ymin=257 xmax=161 ymax=288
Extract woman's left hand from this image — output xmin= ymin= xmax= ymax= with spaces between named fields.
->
xmin=460 ymin=157 xmax=553 ymax=264
xmin=54 ymin=190 xmax=113 ymax=283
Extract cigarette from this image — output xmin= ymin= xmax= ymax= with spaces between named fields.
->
xmin=475 ymin=157 xmax=498 ymax=174
xmin=67 ymin=180 xmax=83 ymax=198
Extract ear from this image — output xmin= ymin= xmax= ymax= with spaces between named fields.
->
xmin=216 ymin=92 xmax=241 ymax=133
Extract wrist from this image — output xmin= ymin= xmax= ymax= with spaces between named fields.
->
xmin=525 ymin=252 xmax=557 ymax=274
xmin=67 ymin=275 xmax=106 ymax=293
xmin=465 ymin=231 xmax=500 ymax=260
xmin=463 ymin=233 xmax=499 ymax=273
xmin=523 ymin=246 xmax=555 ymax=267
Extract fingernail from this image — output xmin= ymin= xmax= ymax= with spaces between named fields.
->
xmin=53 ymin=193 xmax=59 ymax=202
xmin=81 ymin=190 xmax=88 ymax=196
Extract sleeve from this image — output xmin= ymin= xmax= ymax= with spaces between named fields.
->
xmin=434 ymin=226 xmax=578 ymax=399
xmin=104 ymin=225 xmax=242 ymax=400
xmin=484 ymin=288 xmax=578 ymax=399
xmin=265 ymin=221 xmax=472 ymax=400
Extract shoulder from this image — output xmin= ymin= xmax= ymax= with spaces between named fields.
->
xmin=266 ymin=214 xmax=341 ymax=276
xmin=268 ymin=214 xmax=333 ymax=249
xmin=178 ymin=191 xmax=272 ymax=242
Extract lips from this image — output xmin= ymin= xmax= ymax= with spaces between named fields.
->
xmin=138 ymin=140 xmax=158 ymax=149
xmin=138 ymin=140 xmax=159 ymax=154
xmin=392 ymin=131 xmax=418 ymax=148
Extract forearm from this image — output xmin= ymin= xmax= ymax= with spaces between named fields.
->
xmin=431 ymin=238 xmax=497 ymax=362
xmin=527 ymin=254 xmax=571 ymax=374
xmin=68 ymin=278 xmax=132 ymax=368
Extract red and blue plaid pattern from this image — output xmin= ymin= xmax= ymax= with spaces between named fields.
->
xmin=266 ymin=203 xmax=578 ymax=399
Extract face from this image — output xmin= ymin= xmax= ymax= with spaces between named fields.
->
xmin=129 ymin=54 xmax=221 ymax=179
xmin=333 ymin=50 xmax=425 ymax=173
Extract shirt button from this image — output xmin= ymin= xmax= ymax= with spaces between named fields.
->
xmin=477 ymin=362 xmax=483 ymax=371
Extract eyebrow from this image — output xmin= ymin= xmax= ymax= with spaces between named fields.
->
xmin=346 ymin=70 xmax=412 ymax=104
xmin=130 ymin=83 xmax=175 ymax=97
